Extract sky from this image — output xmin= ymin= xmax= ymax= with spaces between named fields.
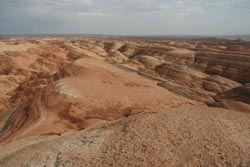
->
xmin=0 ymin=0 xmax=250 ymax=35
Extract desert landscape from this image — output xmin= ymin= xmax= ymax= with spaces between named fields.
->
xmin=0 ymin=36 xmax=249 ymax=166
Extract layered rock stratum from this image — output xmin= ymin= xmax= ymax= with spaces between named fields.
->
xmin=0 ymin=37 xmax=249 ymax=166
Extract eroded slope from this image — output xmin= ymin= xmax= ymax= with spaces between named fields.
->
xmin=1 ymin=107 xmax=250 ymax=167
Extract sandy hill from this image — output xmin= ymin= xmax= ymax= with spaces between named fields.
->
xmin=1 ymin=106 xmax=250 ymax=167
xmin=0 ymin=37 xmax=249 ymax=166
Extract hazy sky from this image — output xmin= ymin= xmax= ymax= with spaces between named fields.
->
xmin=0 ymin=0 xmax=250 ymax=35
